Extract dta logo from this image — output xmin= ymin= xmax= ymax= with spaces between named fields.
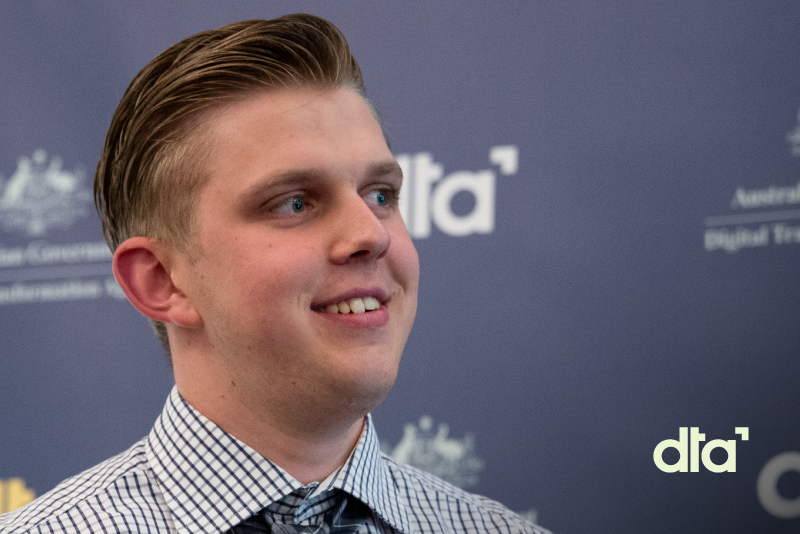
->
xmin=654 ymin=427 xmax=749 ymax=472
xmin=395 ymin=145 xmax=519 ymax=239
xmin=0 ymin=149 xmax=92 ymax=236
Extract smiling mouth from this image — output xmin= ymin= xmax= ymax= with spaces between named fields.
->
xmin=322 ymin=296 xmax=381 ymax=314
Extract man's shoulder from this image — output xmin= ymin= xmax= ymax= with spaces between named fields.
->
xmin=0 ymin=437 xmax=174 ymax=534
xmin=380 ymin=453 xmax=551 ymax=534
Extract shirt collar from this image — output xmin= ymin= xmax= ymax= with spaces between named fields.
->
xmin=322 ymin=412 xmax=411 ymax=533
xmin=146 ymin=386 xmax=411 ymax=534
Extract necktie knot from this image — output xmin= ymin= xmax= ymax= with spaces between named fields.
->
xmin=227 ymin=488 xmax=369 ymax=533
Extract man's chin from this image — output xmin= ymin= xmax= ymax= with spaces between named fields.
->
xmin=327 ymin=370 xmax=398 ymax=419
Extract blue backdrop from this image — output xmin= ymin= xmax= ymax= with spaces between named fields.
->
xmin=2 ymin=2 xmax=800 ymax=533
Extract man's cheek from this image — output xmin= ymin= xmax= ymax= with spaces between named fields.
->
xmin=393 ymin=240 xmax=420 ymax=286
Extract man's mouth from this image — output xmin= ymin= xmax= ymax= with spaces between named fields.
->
xmin=324 ymin=296 xmax=381 ymax=314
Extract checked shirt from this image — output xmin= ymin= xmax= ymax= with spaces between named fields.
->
xmin=0 ymin=387 xmax=549 ymax=534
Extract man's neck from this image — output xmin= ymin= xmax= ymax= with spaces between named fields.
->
xmin=171 ymin=345 xmax=367 ymax=485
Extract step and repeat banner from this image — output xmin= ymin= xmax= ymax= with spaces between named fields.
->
xmin=2 ymin=2 xmax=799 ymax=533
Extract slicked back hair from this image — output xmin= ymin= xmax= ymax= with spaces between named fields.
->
xmin=94 ymin=14 xmax=366 ymax=352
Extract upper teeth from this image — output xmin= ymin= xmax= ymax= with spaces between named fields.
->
xmin=326 ymin=297 xmax=380 ymax=314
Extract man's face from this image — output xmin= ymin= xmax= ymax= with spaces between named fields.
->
xmin=176 ymin=88 xmax=419 ymax=421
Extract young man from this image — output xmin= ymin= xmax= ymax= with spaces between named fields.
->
xmin=0 ymin=15 xmax=548 ymax=534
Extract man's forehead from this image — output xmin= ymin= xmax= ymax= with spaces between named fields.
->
xmin=204 ymin=86 xmax=368 ymax=133
xmin=198 ymin=88 xmax=391 ymax=179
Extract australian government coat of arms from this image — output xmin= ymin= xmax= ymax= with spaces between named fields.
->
xmin=0 ymin=149 xmax=92 ymax=236
xmin=383 ymin=415 xmax=486 ymax=489
xmin=382 ymin=416 xmax=539 ymax=523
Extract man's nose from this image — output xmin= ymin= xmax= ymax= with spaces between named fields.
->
xmin=328 ymin=192 xmax=391 ymax=264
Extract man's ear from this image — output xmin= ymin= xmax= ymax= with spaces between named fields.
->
xmin=112 ymin=237 xmax=202 ymax=328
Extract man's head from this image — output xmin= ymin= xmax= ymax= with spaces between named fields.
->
xmin=98 ymin=15 xmax=419 ymax=435
xmin=95 ymin=15 xmax=367 ymax=349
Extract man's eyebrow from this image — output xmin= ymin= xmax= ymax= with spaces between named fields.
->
xmin=242 ymin=161 xmax=403 ymax=199
xmin=239 ymin=170 xmax=323 ymax=200
xmin=367 ymin=160 xmax=404 ymax=181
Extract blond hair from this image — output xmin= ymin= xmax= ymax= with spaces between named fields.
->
xmin=94 ymin=14 xmax=365 ymax=351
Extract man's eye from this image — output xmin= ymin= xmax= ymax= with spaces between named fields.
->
xmin=365 ymin=189 xmax=394 ymax=207
xmin=272 ymin=196 xmax=306 ymax=214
